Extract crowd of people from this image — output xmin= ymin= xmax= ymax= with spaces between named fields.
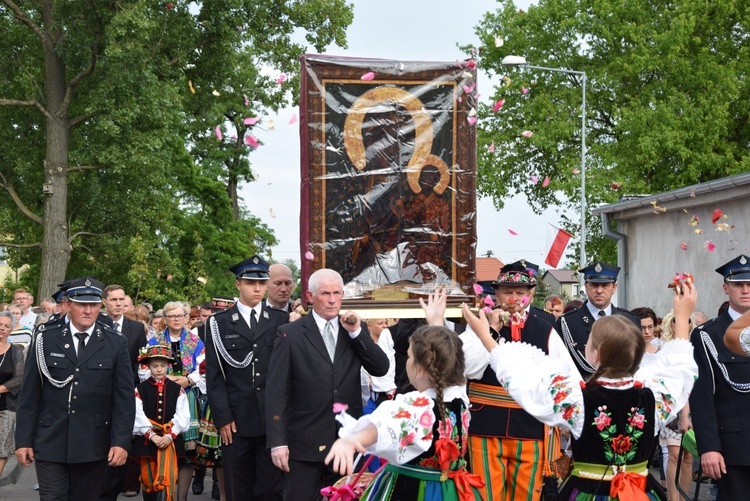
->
xmin=0 ymin=252 xmax=749 ymax=501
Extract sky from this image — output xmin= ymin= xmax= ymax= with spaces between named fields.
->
xmin=238 ymin=0 xmax=573 ymax=269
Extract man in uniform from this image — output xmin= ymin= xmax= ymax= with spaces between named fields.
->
xmin=690 ymin=254 xmax=750 ymax=497
xmin=15 ymin=277 xmax=134 ymax=500
xmin=555 ymin=262 xmax=640 ymax=378
xmin=205 ymin=256 xmax=289 ymax=500
xmin=466 ymin=262 xmax=579 ymax=501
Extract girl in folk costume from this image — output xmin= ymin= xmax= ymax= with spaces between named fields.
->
xmin=461 ymin=282 xmax=699 ymax=501
xmin=324 ymin=293 xmax=485 ymax=501
xmin=146 ymin=301 xmax=205 ymax=501
xmin=133 ymin=345 xmax=190 ymax=501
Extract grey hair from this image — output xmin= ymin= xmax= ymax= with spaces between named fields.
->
xmin=162 ymin=301 xmax=187 ymax=316
xmin=308 ymin=269 xmax=344 ymax=294
xmin=0 ymin=311 xmax=16 ymax=329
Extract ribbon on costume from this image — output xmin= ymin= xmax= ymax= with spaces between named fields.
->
xmin=140 ymin=420 xmax=177 ymax=501
xmin=510 ymin=317 xmax=525 ymax=342
xmin=610 ymin=471 xmax=648 ymax=501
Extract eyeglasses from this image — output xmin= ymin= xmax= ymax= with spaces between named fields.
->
xmin=165 ymin=314 xmax=186 ymax=320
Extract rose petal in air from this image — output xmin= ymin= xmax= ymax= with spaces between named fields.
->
xmin=267 ymin=119 xmax=276 ymax=130
xmin=245 ymin=135 xmax=259 ymax=147
xmin=488 ymin=142 xmax=495 ymax=153
xmin=494 ymin=36 xmax=504 ymax=47
xmin=522 ymin=131 xmax=533 ymax=137
xmin=473 ymin=284 xmax=483 ymax=295
xmin=276 ymin=74 xmax=287 ymax=84
xmin=212 ymin=90 xmax=220 ymax=96
xmin=360 ymin=71 xmax=375 ymax=81
xmin=711 ymin=209 xmax=723 ymax=224
xmin=706 ymin=240 xmax=716 ymax=252
xmin=531 ymin=176 xmax=539 ymax=185
xmin=467 ymin=116 xmax=477 ymax=125
xmin=463 ymin=84 xmax=475 ymax=94
xmin=573 ymin=168 xmax=580 ymax=174
xmin=304 ymin=251 xmax=315 ymax=261
xmin=508 ymin=229 xmax=519 ymax=236
xmin=243 ymin=94 xmax=249 ymax=106
xmin=244 ymin=117 xmax=260 ymax=125
xmin=289 ymin=113 xmax=297 ymax=125
xmin=492 ymin=100 xmax=505 ymax=112
xmin=215 ymin=126 xmax=222 ymax=140
xmin=522 ymin=87 xmax=529 ymax=94
xmin=332 ymin=403 xmax=348 ymax=413
xmin=680 ymin=242 xmax=688 ymax=251
xmin=542 ymin=176 xmax=550 ymax=187
xmin=484 ymin=295 xmax=495 ymax=307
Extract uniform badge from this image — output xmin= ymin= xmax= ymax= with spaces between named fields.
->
xmin=64 ymin=344 xmax=70 ymax=349
xmin=319 ymin=445 xmax=327 ymax=451
xmin=594 ymin=263 xmax=602 ymax=273
xmin=741 ymin=255 xmax=748 ymax=265
xmin=583 ymin=316 xmax=590 ymax=325
xmin=50 ymin=352 xmax=65 ymax=358
xmin=263 ymin=311 xmax=269 ymax=319
xmin=85 ymin=278 xmax=92 ymax=287
xmin=232 ymin=313 xmax=239 ymax=322
xmin=253 ymin=257 xmax=259 ymax=264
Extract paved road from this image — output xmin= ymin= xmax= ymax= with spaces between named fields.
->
xmin=0 ymin=456 xmax=717 ymax=500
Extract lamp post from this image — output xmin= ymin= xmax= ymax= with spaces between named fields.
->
xmin=501 ymin=55 xmax=587 ymax=295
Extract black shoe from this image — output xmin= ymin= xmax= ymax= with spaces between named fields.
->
xmin=192 ymin=481 xmax=205 ymax=495
xmin=212 ymin=482 xmax=221 ymax=500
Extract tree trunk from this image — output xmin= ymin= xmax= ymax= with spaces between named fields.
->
xmin=38 ymin=47 xmax=70 ymax=299
xmin=227 ymin=177 xmax=240 ymax=221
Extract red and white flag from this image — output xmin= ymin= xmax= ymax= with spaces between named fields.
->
xmin=544 ymin=224 xmax=572 ymax=268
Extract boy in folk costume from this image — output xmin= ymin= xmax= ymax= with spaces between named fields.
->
xmin=132 ymin=345 xmax=190 ymax=501
xmin=465 ymin=262 xmax=580 ymax=500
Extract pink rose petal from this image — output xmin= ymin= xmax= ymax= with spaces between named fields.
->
xmin=244 ymin=117 xmax=260 ymax=125
xmin=508 ymin=229 xmax=519 ymax=236
xmin=522 ymin=131 xmax=533 ymax=137
xmin=573 ymin=168 xmax=580 ymax=174
xmin=472 ymin=284 xmax=483 ymax=295
xmin=288 ymin=113 xmax=297 ymax=125
xmin=215 ymin=126 xmax=222 ymax=140
xmin=530 ymin=175 xmax=539 ymax=184
xmin=360 ymin=71 xmax=375 ymax=81
xmin=522 ymin=87 xmax=529 ymax=94
xmin=276 ymin=74 xmax=287 ymax=84
xmin=245 ymin=135 xmax=259 ymax=147
xmin=487 ymin=142 xmax=495 ymax=153
xmin=484 ymin=295 xmax=495 ymax=307
xmin=467 ymin=116 xmax=477 ymax=125
xmin=243 ymin=94 xmax=249 ymax=106
xmin=706 ymin=240 xmax=716 ymax=252
xmin=680 ymin=242 xmax=688 ymax=251
xmin=542 ymin=176 xmax=550 ymax=187
xmin=332 ymin=403 xmax=348 ymax=413
xmin=304 ymin=251 xmax=315 ymax=261
xmin=482 ymin=307 xmax=492 ymax=314
xmin=463 ymin=84 xmax=475 ymax=94
xmin=492 ymin=99 xmax=505 ymax=112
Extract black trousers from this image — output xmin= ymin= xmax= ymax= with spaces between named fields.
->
xmin=282 ymin=458 xmax=345 ymax=501
xmin=36 ymin=459 xmax=107 ymax=501
xmin=222 ymin=435 xmax=282 ymax=501
xmin=717 ymin=464 xmax=750 ymax=499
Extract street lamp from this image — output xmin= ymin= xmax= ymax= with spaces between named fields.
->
xmin=501 ymin=55 xmax=587 ymax=295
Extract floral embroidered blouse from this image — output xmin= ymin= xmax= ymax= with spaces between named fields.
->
xmin=347 ymin=385 xmax=470 ymax=467
xmin=470 ymin=336 xmax=697 ymax=439
xmin=147 ymin=328 xmax=205 ymax=385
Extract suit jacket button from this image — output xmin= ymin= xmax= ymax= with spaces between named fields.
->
xmin=74 ymin=381 xmax=79 ymax=385
xmin=71 ymin=410 xmax=76 ymax=414
xmin=253 ymin=344 xmax=258 ymax=348
xmin=75 ymin=368 xmax=79 ymax=372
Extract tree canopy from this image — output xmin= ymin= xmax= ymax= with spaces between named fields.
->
xmin=469 ymin=0 xmax=750 ymax=265
xmin=0 ymin=0 xmax=353 ymax=303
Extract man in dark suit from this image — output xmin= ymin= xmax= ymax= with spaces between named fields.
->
xmin=15 ymin=277 xmax=135 ymax=501
xmin=266 ymin=263 xmax=295 ymax=312
xmin=99 ymin=284 xmax=148 ymax=500
xmin=266 ymin=268 xmax=389 ymax=501
xmin=554 ymin=262 xmax=640 ymax=378
xmin=690 ymin=254 xmax=750 ymax=497
xmin=205 ymin=255 xmax=289 ymax=500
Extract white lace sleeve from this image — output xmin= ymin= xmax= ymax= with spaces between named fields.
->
xmin=353 ymin=391 xmax=436 ymax=464
xmin=489 ymin=341 xmax=586 ymax=438
xmin=460 ymin=324 xmax=491 ymax=379
xmin=133 ymin=389 xmax=152 ymax=436
xmin=634 ymin=338 xmax=697 ymax=434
